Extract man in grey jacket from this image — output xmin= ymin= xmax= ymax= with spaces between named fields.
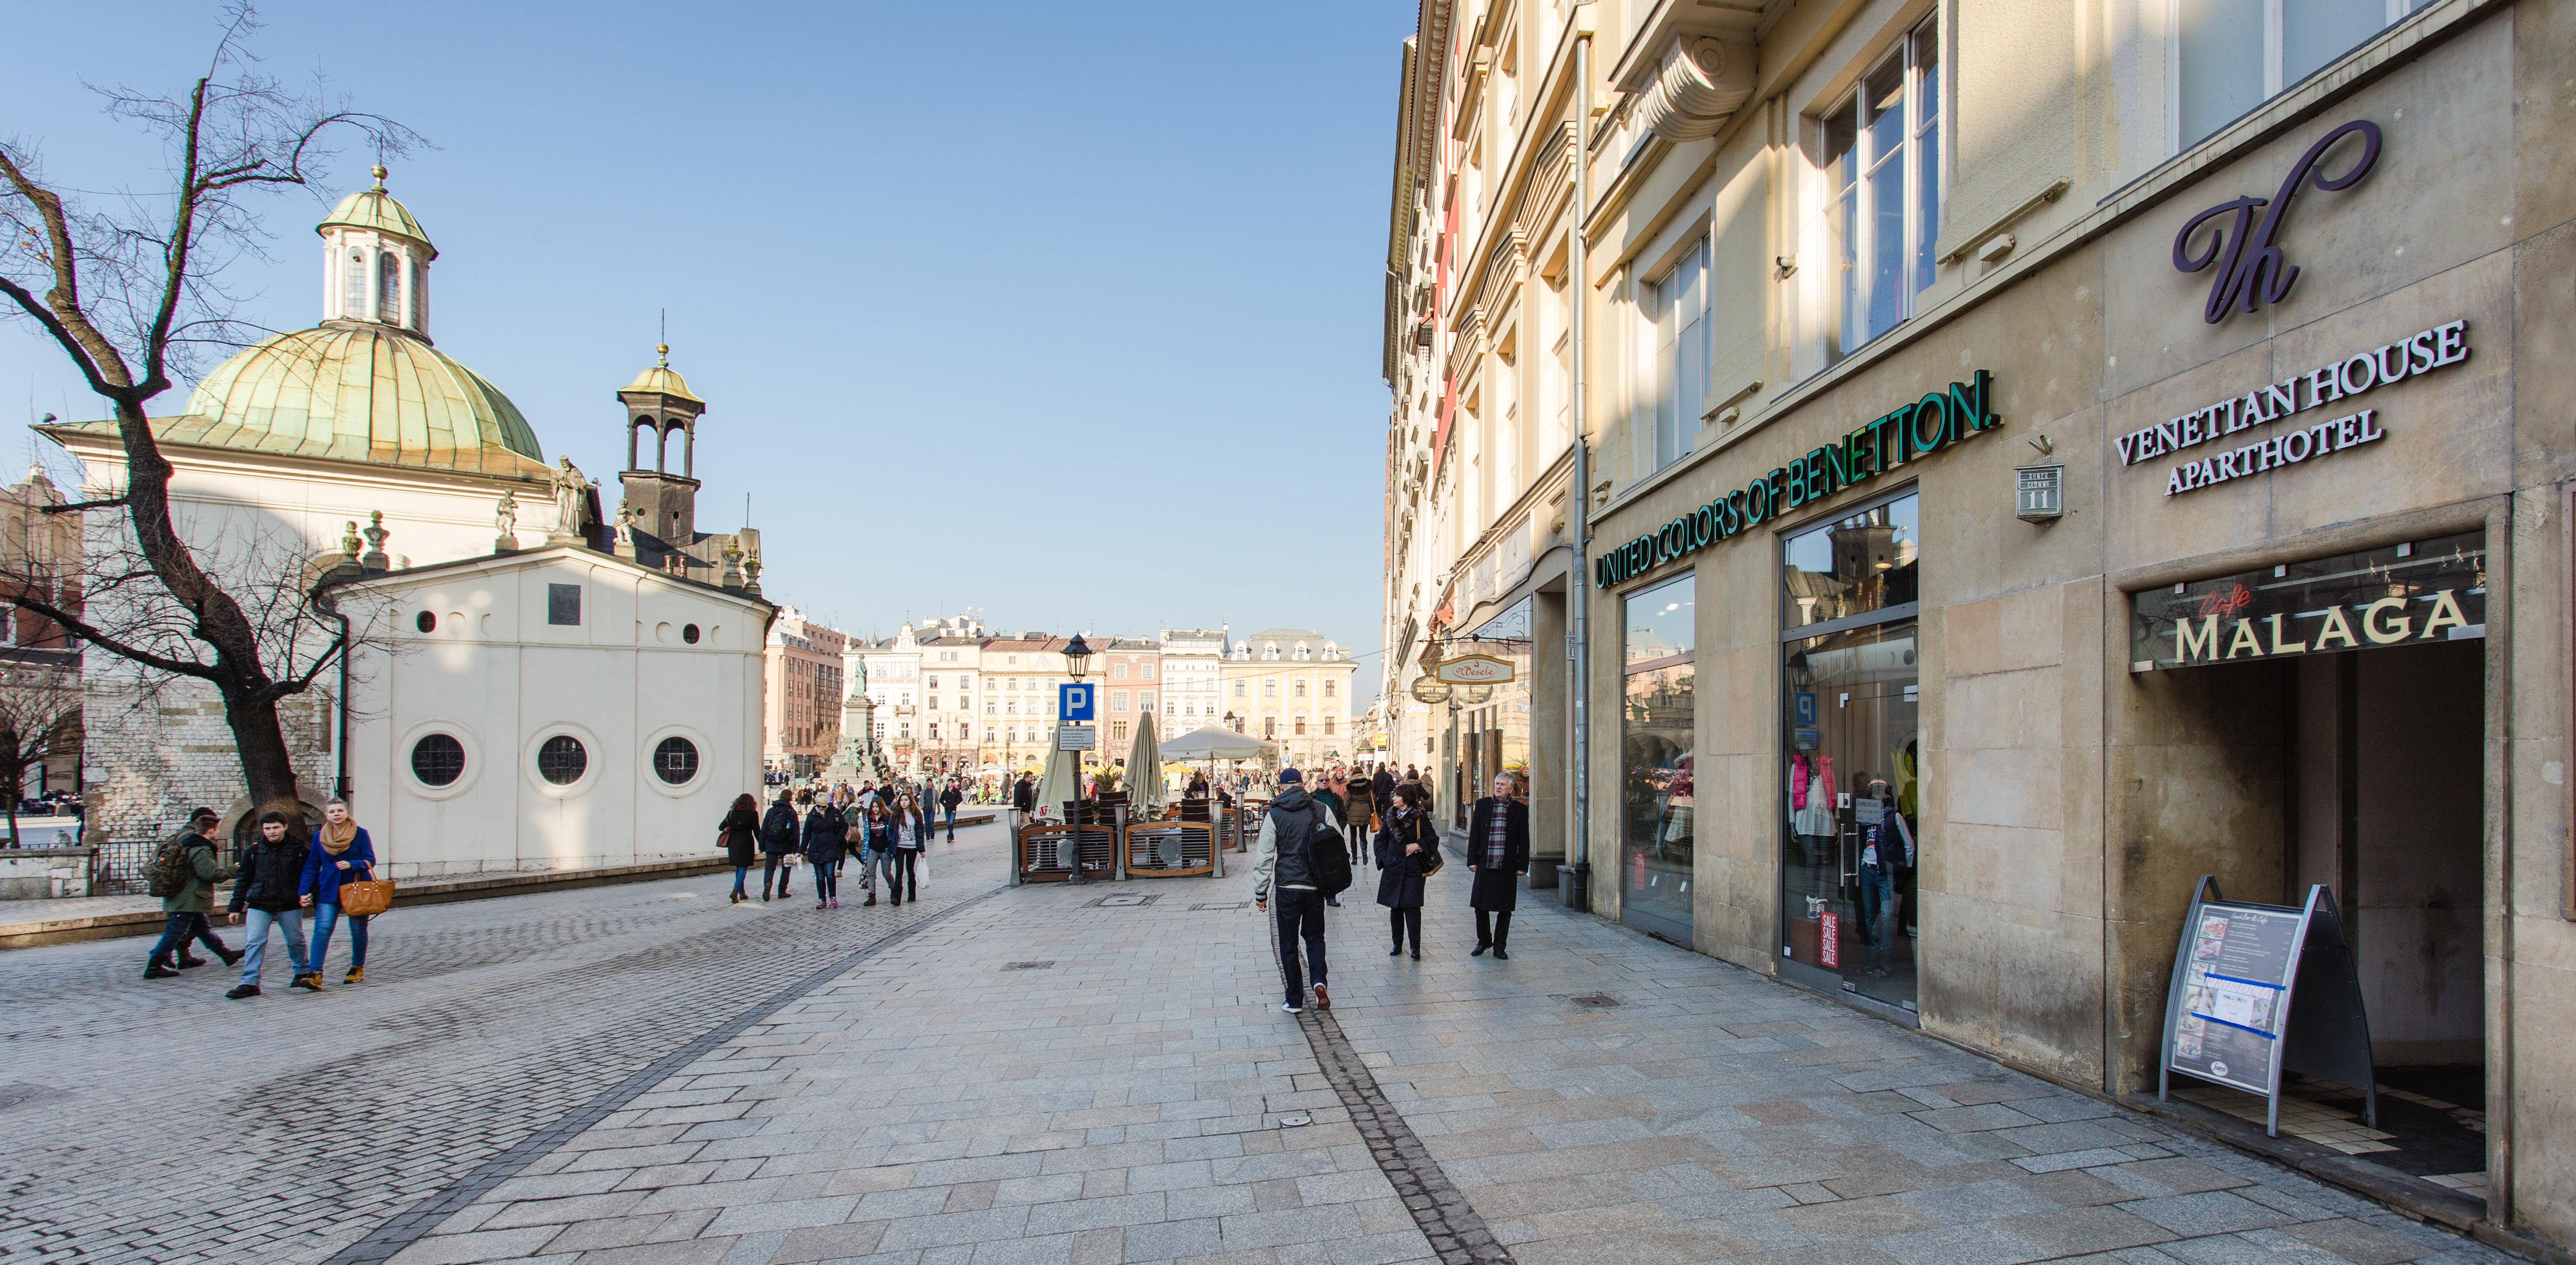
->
xmin=1252 ymin=769 xmax=1341 ymax=1014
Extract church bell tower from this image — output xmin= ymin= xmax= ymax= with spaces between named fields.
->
xmin=617 ymin=344 xmax=705 ymax=544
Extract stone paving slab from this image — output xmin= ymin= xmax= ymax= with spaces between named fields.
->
xmin=377 ymin=869 xmax=2506 ymax=1265
xmin=0 ymin=825 xmax=1005 ymax=1265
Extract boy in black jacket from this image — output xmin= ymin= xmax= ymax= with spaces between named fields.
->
xmin=225 ymin=812 xmax=315 ymax=997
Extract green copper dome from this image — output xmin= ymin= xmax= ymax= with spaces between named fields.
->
xmin=155 ymin=324 xmax=545 ymax=473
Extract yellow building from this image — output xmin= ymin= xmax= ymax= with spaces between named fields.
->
xmin=1218 ymin=628 xmax=1359 ymax=773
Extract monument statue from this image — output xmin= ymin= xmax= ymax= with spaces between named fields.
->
xmin=548 ymin=457 xmax=589 ymax=540
xmin=494 ymin=490 xmax=520 ymax=551
xmin=821 ymin=656 xmax=891 ymax=784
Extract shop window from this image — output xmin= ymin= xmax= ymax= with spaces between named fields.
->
xmin=1825 ymin=18 xmax=1940 ymax=362
xmin=1641 ymin=240 xmax=1708 ymax=473
xmin=2176 ymin=0 xmax=2422 ymax=149
xmin=1780 ymin=490 xmax=1923 ymax=1014
xmin=1779 ymin=494 xmax=1919 ymax=628
xmin=1620 ymin=573 xmax=1696 ymax=942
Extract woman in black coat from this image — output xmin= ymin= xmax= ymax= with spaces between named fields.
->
xmin=1375 ymin=783 xmax=1438 ymax=959
xmin=719 ymin=793 xmax=761 ymax=904
xmin=1465 ymin=773 xmax=1530 ymax=959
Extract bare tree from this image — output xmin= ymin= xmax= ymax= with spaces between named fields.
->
xmin=0 ymin=6 xmax=420 ymax=825
xmin=0 ymin=662 xmax=81 ymax=847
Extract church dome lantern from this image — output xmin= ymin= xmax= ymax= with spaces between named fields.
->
xmin=319 ymin=165 xmax=436 ymax=335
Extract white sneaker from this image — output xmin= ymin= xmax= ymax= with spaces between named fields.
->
xmin=1280 ymin=1002 xmax=1304 ymax=1014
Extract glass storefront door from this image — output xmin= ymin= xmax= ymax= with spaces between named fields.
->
xmin=1779 ymin=493 xmax=1922 ymax=1013
xmin=1621 ymin=574 xmax=1695 ymax=941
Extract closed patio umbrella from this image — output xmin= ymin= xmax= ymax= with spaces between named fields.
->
xmin=1126 ymin=711 xmax=1167 ymax=813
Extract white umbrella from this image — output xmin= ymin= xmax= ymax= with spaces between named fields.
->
xmin=1159 ymin=727 xmax=1278 ymax=761
xmin=1034 ymin=728 xmax=1081 ymax=820
xmin=1126 ymin=711 xmax=1166 ymax=812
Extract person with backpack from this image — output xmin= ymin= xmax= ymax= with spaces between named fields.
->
xmin=1376 ymin=782 xmax=1439 ymax=960
xmin=1310 ymin=773 xmax=1348 ymax=906
xmin=1250 ymin=769 xmax=1346 ymax=1014
xmin=939 ymin=780 xmax=962 ymax=843
xmin=226 ymin=812 xmax=315 ymax=997
xmin=144 ymin=808 xmax=238 ymax=979
xmin=302 ymin=798 xmax=379 ymax=984
xmin=800 ymin=792 xmax=845 ymax=909
xmin=758 ymin=789 xmax=800 ymax=901
xmin=1466 ymin=772 xmax=1530 ymax=960
xmin=717 ymin=793 xmax=761 ymax=903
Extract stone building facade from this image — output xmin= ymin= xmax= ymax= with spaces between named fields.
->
xmin=1386 ymin=0 xmax=2576 ymax=1249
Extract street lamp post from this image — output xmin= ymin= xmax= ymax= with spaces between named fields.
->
xmin=1063 ymin=634 xmax=1095 ymax=880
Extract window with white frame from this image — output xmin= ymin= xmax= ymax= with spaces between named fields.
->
xmin=1642 ymin=240 xmax=1708 ymax=473
xmin=1825 ymin=17 xmax=1941 ymax=362
xmin=2175 ymin=0 xmax=2420 ymax=149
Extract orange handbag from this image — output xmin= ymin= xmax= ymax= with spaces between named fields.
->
xmin=338 ymin=861 xmax=394 ymax=917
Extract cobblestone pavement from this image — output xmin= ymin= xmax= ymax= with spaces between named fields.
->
xmin=380 ymin=865 xmax=2506 ymax=1265
xmin=0 ymin=822 xmax=1007 ymax=1265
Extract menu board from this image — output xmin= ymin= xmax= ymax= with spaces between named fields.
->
xmin=2167 ymin=899 xmax=2306 ymax=1093
xmin=2159 ymin=878 xmax=2379 ymax=1136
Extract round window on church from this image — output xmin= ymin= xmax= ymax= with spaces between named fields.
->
xmin=411 ymin=733 xmax=465 ymax=787
xmin=682 ymin=623 xmax=701 ymax=645
xmin=538 ymin=735 xmax=588 ymax=785
xmin=653 ymin=736 xmax=700 ymax=785
xmin=415 ymin=610 xmax=437 ymax=634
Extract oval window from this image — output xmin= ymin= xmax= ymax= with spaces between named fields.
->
xmin=411 ymin=733 xmax=466 ymax=786
xmin=537 ymin=734 xmax=588 ymax=785
xmin=682 ymin=623 xmax=701 ymax=645
xmin=415 ymin=610 xmax=437 ymax=634
xmin=653 ymin=736 xmax=700 ymax=785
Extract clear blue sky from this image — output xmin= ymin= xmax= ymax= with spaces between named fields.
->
xmin=0 ymin=2 xmax=1405 ymax=692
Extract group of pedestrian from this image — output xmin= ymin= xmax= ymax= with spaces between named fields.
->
xmin=142 ymin=799 xmax=379 ymax=999
xmin=730 ymin=780 xmax=948 ymax=909
xmin=1252 ymin=765 xmax=1531 ymax=1013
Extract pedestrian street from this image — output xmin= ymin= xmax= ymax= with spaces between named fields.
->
xmin=378 ymin=864 xmax=2506 ymax=1265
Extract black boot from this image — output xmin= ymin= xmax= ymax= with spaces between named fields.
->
xmin=217 ymin=946 xmax=243 ymax=967
xmin=144 ymin=961 xmax=180 ymax=979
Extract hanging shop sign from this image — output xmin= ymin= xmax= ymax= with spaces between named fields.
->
xmin=1433 ymin=654 xmax=1515 ymax=685
xmin=2157 ymin=876 xmax=2378 ymax=1137
xmin=1409 ymin=675 xmax=1454 ymax=704
xmin=2128 ymin=530 xmax=2483 ymax=672
xmin=2174 ymin=119 xmax=2382 ymax=325
xmin=2116 ymin=319 xmax=2469 ymax=497
xmin=1596 ymin=370 xmax=2001 ymax=588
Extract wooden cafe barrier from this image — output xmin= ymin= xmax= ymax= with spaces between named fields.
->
xmin=1125 ymin=821 xmax=1217 ymax=878
xmin=1015 ymin=818 xmax=1118 ymax=884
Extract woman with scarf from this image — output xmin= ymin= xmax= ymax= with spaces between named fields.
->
xmin=887 ymin=792 xmax=926 ymax=905
xmin=301 ymin=798 xmax=378 ymax=984
xmin=1375 ymin=782 xmax=1438 ymax=960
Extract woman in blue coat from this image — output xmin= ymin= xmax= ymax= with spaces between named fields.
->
xmin=1375 ymin=783 xmax=1438 ymax=960
xmin=302 ymin=798 xmax=378 ymax=984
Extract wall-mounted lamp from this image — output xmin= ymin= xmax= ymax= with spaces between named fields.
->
xmin=1774 ymin=256 xmax=1798 ymax=280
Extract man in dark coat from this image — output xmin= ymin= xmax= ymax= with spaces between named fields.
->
xmin=1465 ymin=773 xmax=1530 ymax=959
xmin=1372 ymin=764 xmax=1395 ymax=810
xmin=939 ymin=781 xmax=963 ymax=842
xmin=758 ymin=791 xmax=801 ymax=901
xmin=1251 ymin=769 xmax=1342 ymax=1014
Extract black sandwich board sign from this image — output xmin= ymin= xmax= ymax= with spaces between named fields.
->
xmin=2158 ymin=876 xmax=2378 ymax=1137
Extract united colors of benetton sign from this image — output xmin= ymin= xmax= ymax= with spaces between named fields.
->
xmin=1596 ymin=371 xmax=2001 ymax=589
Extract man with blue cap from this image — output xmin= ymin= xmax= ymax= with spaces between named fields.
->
xmin=1251 ymin=768 xmax=1342 ymax=1014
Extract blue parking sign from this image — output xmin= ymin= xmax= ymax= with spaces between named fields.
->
xmin=1060 ymin=683 xmax=1096 ymax=721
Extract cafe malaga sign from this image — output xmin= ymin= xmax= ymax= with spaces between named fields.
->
xmin=1596 ymin=370 xmax=2002 ymax=589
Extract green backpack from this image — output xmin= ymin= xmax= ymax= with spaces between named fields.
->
xmin=144 ymin=837 xmax=199 ymax=898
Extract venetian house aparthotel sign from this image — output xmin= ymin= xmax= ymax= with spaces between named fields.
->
xmin=2117 ymin=319 xmax=2470 ymax=496
xmin=1596 ymin=370 xmax=2001 ymax=588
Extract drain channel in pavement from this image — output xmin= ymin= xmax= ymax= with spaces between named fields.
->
xmin=1296 ymin=1009 xmax=1514 ymax=1265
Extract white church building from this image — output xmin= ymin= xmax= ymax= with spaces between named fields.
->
xmin=40 ymin=168 xmax=773 ymax=876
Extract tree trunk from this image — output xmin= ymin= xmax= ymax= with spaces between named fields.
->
xmin=225 ymin=693 xmax=307 ymax=830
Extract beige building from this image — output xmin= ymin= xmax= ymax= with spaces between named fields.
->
xmin=1385 ymin=0 xmax=2576 ymax=1249
xmin=761 ymin=607 xmax=848 ymax=779
xmin=1220 ymin=628 xmax=1360 ymax=772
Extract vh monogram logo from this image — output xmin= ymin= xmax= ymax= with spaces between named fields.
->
xmin=2173 ymin=120 xmax=2382 ymax=324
